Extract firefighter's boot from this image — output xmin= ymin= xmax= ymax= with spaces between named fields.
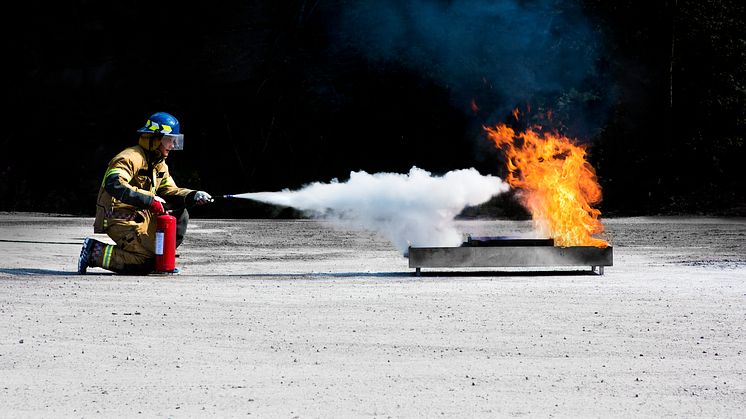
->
xmin=77 ymin=238 xmax=107 ymax=274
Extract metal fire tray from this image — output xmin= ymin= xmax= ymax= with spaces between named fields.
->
xmin=408 ymin=237 xmax=612 ymax=275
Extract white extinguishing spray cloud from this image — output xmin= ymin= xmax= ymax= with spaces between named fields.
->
xmin=232 ymin=167 xmax=509 ymax=253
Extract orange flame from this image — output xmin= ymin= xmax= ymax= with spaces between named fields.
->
xmin=485 ymin=123 xmax=608 ymax=247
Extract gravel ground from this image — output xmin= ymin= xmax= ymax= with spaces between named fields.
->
xmin=1 ymin=213 xmax=745 ymax=417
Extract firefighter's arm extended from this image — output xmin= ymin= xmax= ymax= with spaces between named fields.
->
xmin=159 ymin=179 xmax=212 ymax=206
xmin=156 ymin=167 xmax=195 ymax=206
xmin=156 ymin=164 xmax=211 ymax=206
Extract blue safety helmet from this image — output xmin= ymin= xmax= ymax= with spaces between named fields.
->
xmin=137 ymin=112 xmax=180 ymax=135
xmin=137 ymin=112 xmax=184 ymax=151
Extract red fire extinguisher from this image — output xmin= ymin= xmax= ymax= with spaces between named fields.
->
xmin=155 ymin=213 xmax=177 ymax=273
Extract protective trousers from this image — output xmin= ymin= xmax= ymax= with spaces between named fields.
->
xmin=93 ymin=209 xmax=189 ymax=274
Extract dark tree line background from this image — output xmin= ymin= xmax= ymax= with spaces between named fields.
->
xmin=2 ymin=0 xmax=744 ymax=218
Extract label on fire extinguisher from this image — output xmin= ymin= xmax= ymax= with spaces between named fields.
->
xmin=155 ymin=231 xmax=164 ymax=255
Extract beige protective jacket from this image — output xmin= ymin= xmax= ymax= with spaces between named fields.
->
xmin=94 ymin=145 xmax=193 ymax=233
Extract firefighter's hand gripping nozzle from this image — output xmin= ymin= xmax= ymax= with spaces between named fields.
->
xmin=194 ymin=191 xmax=213 ymax=205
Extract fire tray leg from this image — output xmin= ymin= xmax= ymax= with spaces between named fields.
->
xmin=591 ymin=266 xmax=605 ymax=275
xmin=415 ymin=267 xmax=421 ymax=276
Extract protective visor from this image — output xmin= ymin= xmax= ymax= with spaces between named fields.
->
xmin=161 ymin=133 xmax=184 ymax=150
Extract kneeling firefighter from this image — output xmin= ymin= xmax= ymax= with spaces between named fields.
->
xmin=78 ymin=112 xmax=212 ymax=274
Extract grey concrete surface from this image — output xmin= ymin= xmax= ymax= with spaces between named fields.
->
xmin=1 ymin=213 xmax=745 ymax=417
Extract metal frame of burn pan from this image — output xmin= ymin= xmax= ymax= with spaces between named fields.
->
xmin=408 ymin=238 xmax=612 ymax=276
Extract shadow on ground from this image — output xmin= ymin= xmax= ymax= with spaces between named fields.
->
xmin=0 ymin=268 xmax=80 ymax=276
xmin=185 ymin=270 xmax=602 ymax=278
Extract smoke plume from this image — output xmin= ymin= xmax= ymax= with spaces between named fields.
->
xmin=232 ymin=167 xmax=508 ymax=253
xmin=332 ymin=0 xmax=610 ymax=136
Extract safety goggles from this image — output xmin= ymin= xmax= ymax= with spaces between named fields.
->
xmin=161 ymin=134 xmax=184 ymax=150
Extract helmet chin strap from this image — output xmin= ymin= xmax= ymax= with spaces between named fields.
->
xmin=150 ymin=133 xmax=164 ymax=151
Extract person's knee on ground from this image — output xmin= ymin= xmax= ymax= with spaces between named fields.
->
xmin=90 ymin=218 xmax=157 ymax=274
xmin=79 ymin=238 xmax=154 ymax=274
xmin=100 ymin=244 xmax=154 ymax=274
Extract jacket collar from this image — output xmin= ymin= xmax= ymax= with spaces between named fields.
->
xmin=136 ymin=145 xmax=166 ymax=166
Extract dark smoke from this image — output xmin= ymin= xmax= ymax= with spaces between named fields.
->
xmin=333 ymin=0 xmax=610 ymax=136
